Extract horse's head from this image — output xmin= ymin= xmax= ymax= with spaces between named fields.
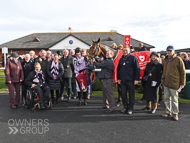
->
xmin=88 ymin=38 xmax=100 ymax=58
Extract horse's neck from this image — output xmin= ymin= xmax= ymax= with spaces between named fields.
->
xmin=98 ymin=44 xmax=106 ymax=58
xmin=101 ymin=45 xmax=117 ymax=59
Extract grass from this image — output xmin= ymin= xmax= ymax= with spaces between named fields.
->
xmin=0 ymin=77 xmax=8 ymax=92
xmin=0 ymin=70 xmax=5 ymax=76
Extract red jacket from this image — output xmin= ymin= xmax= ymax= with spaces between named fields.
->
xmin=5 ymin=60 xmax=24 ymax=84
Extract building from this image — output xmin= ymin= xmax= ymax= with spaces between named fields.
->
xmin=0 ymin=32 xmax=155 ymax=66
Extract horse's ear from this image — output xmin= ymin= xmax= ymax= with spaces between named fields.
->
xmin=92 ymin=39 xmax=95 ymax=42
xmin=97 ymin=38 xmax=100 ymax=43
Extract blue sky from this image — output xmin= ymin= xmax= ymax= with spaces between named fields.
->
xmin=0 ymin=0 xmax=190 ymax=51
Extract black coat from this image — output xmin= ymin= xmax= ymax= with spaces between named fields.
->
xmin=24 ymin=70 xmax=47 ymax=87
xmin=60 ymin=55 xmax=73 ymax=78
xmin=21 ymin=60 xmax=34 ymax=79
xmin=142 ymin=61 xmax=163 ymax=102
xmin=47 ymin=61 xmax=64 ymax=90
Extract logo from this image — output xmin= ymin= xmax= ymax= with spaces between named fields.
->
xmin=9 ymin=127 xmax=18 ymax=134
xmin=69 ymin=40 xmax=73 ymax=44
xmin=139 ymin=56 xmax=145 ymax=62
xmin=81 ymin=82 xmax=86 ymax=90
xmin=8 ymin=119 xmax=49 ymax=135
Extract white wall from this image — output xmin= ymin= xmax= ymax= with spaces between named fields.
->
xmin=49 ymin=35 xmax=90 ymax=50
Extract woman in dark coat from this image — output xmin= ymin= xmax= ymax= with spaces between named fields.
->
xmin=47 ymin=54 xmax=64 ymax=104
xmin=142 ymin=52 xmax=163 ymax=114
xmin=5 ymin=52 xmax=24 ymax=108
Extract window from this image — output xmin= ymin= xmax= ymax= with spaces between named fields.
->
xmin=32 ymin=38 xmax=40 ymax=42
xmin=14 ymin=51 xmax=20 ymax=53
xmin=106 ymin=37 xmax=113 ymax=41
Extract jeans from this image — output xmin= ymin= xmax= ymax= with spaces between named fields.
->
xmin=121 ymin=81 xmax=135 ymax=110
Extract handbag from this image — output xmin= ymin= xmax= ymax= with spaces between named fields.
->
xmin=143 ymin=67 xmax=155 ymax=81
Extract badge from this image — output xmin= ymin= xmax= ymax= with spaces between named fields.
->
xmin=123 ymin=62 xmax=125 ymax=65
xmin=149 ymin=73 xmax=152 ymax=76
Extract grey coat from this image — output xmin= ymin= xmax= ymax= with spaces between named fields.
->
xmin=94 ymin=58 xmax=114 ymax=79
xmin=60 ymin=55 xmax=74 ymax=78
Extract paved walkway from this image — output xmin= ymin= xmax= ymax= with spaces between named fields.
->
xmin=0 ymin=93 xmax=190 ymax=143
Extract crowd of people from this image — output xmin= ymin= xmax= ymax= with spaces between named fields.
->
xmin=3 ymin=42 xmax=190 ymax=121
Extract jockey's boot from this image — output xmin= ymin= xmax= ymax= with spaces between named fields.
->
xmin=83 ymin=92 xmax=87 ymax=106
xmin=78 ymin=92 xmax=82 ymax=106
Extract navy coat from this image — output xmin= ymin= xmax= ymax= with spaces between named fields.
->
xmin=117 ymin=54 xmax=140 ymax=82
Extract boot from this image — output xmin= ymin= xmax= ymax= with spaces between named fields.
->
xmin=84 ymin=99 xmax=87 ymax=106
xmin=83 ymin=92 xmax=87 ymax=106
xmin=44 ymin=101 xmax=50 ymax=108
xmin=55 ymin=90 xmax=59 ymax=104
xmin=78 ymin=92 xmax=82 ymax=106
xmin=51 ymin=92 xmax=55 ymax=104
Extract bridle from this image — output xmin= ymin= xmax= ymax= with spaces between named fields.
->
xmin=89 ymin=43 xmax=100 ymax=58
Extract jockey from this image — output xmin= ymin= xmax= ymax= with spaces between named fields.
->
xmin=73 ymin=47 xmax=88 ymax=106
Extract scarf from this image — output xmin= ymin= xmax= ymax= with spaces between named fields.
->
xmin=51 ymin=61 xmax=59 ymax=77
xmin=33 ymin=70 xmax=45 ymax=84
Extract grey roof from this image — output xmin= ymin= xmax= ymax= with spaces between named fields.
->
xmin=0 ymin=32 xmax=155 ymax=49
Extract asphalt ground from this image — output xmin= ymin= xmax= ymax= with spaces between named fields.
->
xmin=0 ymin=92 xmax=190 ymax=143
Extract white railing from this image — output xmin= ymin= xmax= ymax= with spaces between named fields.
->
xmin=186 ymin=70 xmax=190 ymax=74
